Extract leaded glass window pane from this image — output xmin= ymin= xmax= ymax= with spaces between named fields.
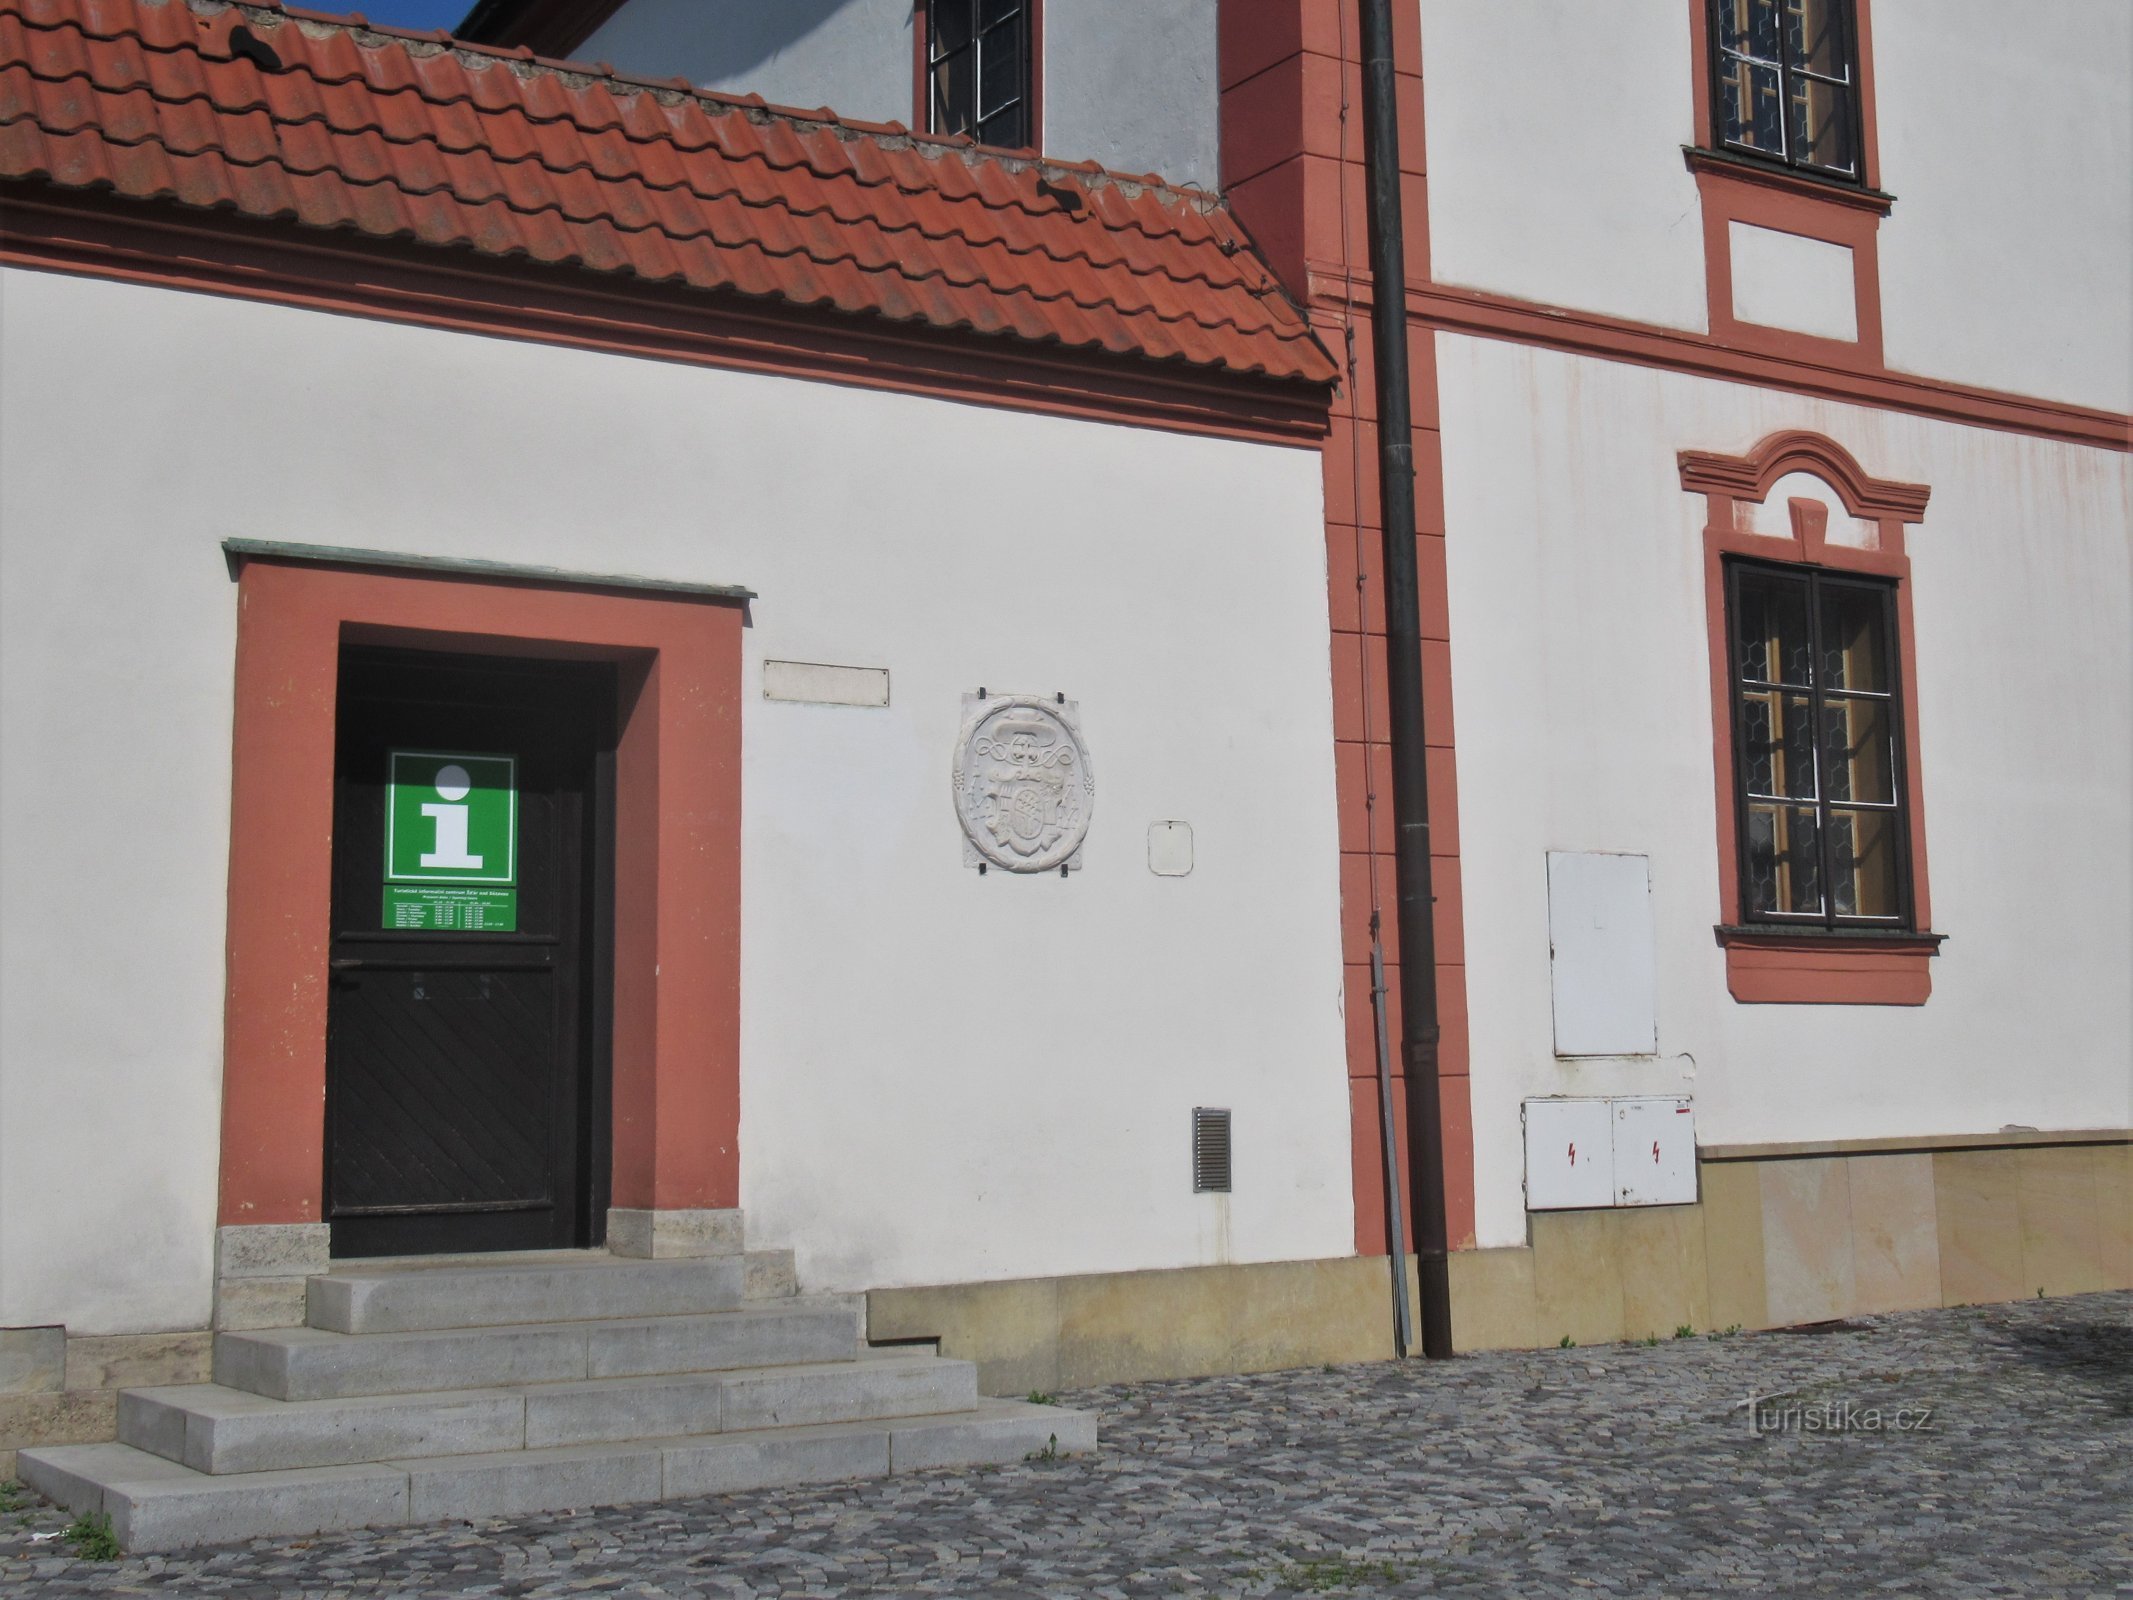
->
xmin=1788 ymin=0 xmax=1849 ymax=78
xmin=1742 ymin=690 xmax=1819 ymax=799
xmin=1745 ymin=801 xmax=1825 ymax=916
xmin=1727 ymin=559 xmax=1910 ymax=929
xmin=1709 ymin=0 xmax=1862 ymax=181
xmin=1820 ymin=697 xmax=1894 ymax=805
xmin=1715 ymin=0 xmax=1783 ymax=61
xmin=1719 ymin=59 xmax=1786 ymax=156
xmin=1819 ymin=584 xmax=1889 ymax=691
xmin=1737 ymin=571 xmax=1813 ymax=686
xmin=1790 ymin=73 xmax=1858 ymax=175
xmin=1829 ymin=808 xmax=1900 ymax=917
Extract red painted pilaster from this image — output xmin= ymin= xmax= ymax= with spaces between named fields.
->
xmin=1223 ymin=0 xmax=1476 ymax=1254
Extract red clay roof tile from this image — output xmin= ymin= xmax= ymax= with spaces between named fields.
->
xmin=0 ymin=0 xmax=1334 ymax=386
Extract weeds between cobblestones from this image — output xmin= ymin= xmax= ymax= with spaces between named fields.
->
xmin=3 ymin=1291 xmax=2128 ymax=1596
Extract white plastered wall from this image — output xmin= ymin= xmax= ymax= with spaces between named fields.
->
xmin=1435 ymin=331 xmax=2133 ymax=1250
xmin=1415 ymin=0 xmax=2133 ymax=412
xmin=0 ymin=267 xmax=1351 ymax=1331
xmin=1873 ymin=0 xmax=2133 ymax=414
xmin=1417 ymin=0 xmax=1708 ymax=332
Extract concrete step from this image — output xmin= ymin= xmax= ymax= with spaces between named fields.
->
xmin=528 ymin=1354 xmax=981 ymax=1448
xmin=17 ymin=1440 xmax=408 ymax=1552
xmin=119 ymin=1383 xmax=528 ymax=1475
xmin=21 ymin=1400 xmax=1095 ymax=1553
xmin=744 ymin=1248 xmax=796 ymax=1299
xmin=308 ymin=1254 xmax=745 ymax=1333
xmin=121 ymin=1354 xmax=979 ymax=1474
xmin=218 ymin=1297 xmax=862 ymax=1401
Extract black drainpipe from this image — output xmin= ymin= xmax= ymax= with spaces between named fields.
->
xmin=1356 ymin=0 xmax=1453 ymax=1359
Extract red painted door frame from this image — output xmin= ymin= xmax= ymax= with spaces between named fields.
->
xmin=217 ymin=557 xmax=744 ymax=1230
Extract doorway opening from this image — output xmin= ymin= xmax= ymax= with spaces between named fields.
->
xmin=325 ymin=645 xmax=616 ymax=1257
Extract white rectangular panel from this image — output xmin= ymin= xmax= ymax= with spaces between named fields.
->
xmin=1546 ymin=852 xmax=1657 ymax=1056
xmin=1611 ymin=1097 xmax=1698 ymax=1206
xmin=1523 ymin=1097 xmax=1616 ymax=1211
xmin=762 ymin=660 xmax=890 ymax=707
xmin=1729 ymin=221 xmax=1858 ymax=343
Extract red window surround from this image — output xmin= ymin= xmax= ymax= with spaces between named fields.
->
xmin=1685 ymin=0 xmax=1891 ymax=372
xmin=1679 ymin=430 xmax=1941 ymax=1005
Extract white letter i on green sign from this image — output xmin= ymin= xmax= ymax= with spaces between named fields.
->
xmin=420 ymin=764 xmax=484 ymax=870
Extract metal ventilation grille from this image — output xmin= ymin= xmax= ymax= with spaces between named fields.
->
xmin=1192 ymin=1107 xmax=1232 ymax=1193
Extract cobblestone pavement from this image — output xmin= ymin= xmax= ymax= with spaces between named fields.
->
xmin=4 ymin=1291 xmax=2128 ymax=1598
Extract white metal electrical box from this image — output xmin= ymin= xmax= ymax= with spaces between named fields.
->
xmin=1524 ymin=1095 xmax=1697 ymax=1210
xmin=1546 ymin=851 xmax=1657 ymax=1056
xmin=1522 ymin=1097 xmax=1616 ymax=1210
xmin=1611 ymin=1096 xmax=1698 ymax=1206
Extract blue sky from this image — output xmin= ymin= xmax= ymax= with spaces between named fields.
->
xmin=328 ymin=1 xmax=474 ymax=32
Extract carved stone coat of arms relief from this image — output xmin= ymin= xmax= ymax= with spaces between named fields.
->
xmin=952 ymin=693 xmax=1093 ymax=873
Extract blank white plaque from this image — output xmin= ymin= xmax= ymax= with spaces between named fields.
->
xmin=762 ymin=660 xmax=889 ymax=707
xmin=1148 ymin=820 xmax=1193 ymax=876
xmin=1546 ymin=851 xmax=1657 ymax=1056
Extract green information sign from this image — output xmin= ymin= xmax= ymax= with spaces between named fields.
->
xmin=383 ymin=751 xmax=518 ymax=931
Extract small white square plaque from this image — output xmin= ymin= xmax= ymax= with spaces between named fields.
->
xmin=1148 ymin=821 xmax=1193 ymax=876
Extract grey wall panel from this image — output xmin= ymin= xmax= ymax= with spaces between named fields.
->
xmin=1043 ymin=0 xmax=1219 ymax=188
xmin=584 ymin=0 xmax=915 ymax=126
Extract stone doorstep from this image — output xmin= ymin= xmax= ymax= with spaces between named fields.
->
xmin=20 ymin=1400 xmax=1095 ymax=1552
xmin=117 ymin=1353 xmax=979 ymax=1475
xmin=214 ymin=1297 xmax=865 ymax=1402
xmin=306 ymin=1254 xmax=749 ymax=1335
xmin=7 ymin=1225 xmax=796 ymax=1466
xmin=208 ymin=1221 xmax=778 ymax=1333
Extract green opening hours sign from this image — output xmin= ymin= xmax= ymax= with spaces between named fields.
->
xmin=382 ymin=751 xmax=519 ymax=932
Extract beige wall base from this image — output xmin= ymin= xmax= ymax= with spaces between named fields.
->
xmin=0 ymin=1330 xmax=212 ymax=1478
xmin=1492 ymin=1139 xmax=2129 ymax=1347
xmin=870 ymin=1255 xmax=1417 ymax=1396
xmin=870 ymin=1137 xmax=2132 ymax=1391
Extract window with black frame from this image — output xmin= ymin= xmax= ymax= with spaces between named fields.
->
xmin=1727 ymin=561 xmax=1910 ymax=929
xmin=927 ymin=0 xmax=1031 ymax=149
xmin=1710 ymin=0 xmax=1862 ymax=180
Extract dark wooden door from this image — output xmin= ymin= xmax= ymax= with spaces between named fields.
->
xmin=326 ymin=647 xmax=613 ymax=1258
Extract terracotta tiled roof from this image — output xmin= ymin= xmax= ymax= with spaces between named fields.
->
xmin=0 ymin=0 xmax=1335 ymax=385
